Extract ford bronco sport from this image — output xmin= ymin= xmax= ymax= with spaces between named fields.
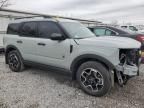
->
xmin=4 ymin=18 xmax=141 ymax=97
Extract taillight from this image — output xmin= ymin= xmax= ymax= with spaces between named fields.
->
xmin=136 ymin=35 xmax=144 ymax=42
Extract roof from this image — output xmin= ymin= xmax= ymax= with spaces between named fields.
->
xmin=0 ymin=8 xmax=102 ymax=24
xmin=88 ymin=25 xmax=110 ymax=28
xmin=11 ymin=17 xmax=80 ymax=24
xmin=11 ymin=18 xmax=56 ymax=23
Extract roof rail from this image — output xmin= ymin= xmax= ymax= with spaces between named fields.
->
xmin=14 ymin=15 xmax=101 ymax=24
xmin=14 ymin=15 xmax=52 ymax=20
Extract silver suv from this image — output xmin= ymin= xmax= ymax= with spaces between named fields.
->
xmin=4 ymin=18 xmax=141 ymax=96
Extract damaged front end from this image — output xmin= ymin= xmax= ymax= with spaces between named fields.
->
xmin=115 ymin=49 xmax=141 ymax=86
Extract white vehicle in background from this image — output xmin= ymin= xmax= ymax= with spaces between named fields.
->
xmin=120 ymin=25 xmax=144 ymax=34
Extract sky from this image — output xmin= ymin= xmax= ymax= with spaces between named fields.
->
xmin=7 ymin=0 xmax=144 ymax=24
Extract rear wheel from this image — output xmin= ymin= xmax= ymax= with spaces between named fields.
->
xmin=7 ymin=50 xmax=25 ymax=72
xmin=76 ymin=61 xmax=112 ymax=97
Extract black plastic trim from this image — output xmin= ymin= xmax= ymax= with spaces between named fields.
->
xmin=5 ymin=45 xmax=23 ymax=64
xmin=70 ymin=45 xmax=73 ymax=53
xmin=23 ymin=60 xmax=71 ymax=76
xmin=71 ymin=54 xmax=115 ymax=73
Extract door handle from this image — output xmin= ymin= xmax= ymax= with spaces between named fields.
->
xmin=37 ymin=43 xmax=46 ymax=46
xmin=17 ymin=40 xmax=23 ymax=44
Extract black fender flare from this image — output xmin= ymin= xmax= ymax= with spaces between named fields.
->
xmin=5 ymin=45 xmax=23 ymax=64
xmin=70 ymin=54 xmax=115 ymax=79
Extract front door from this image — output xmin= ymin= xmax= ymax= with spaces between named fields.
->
xmin=35 ymin=21 xmax=70 ymax=68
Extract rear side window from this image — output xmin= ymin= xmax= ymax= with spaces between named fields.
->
xmin=94 ymin=28 xmax=106 ymax=36
xmin=38 ymin=21 xmax=62 ymax=38
xmin=7 ymin=23 xmax=20 ymax=35
xmin=94 ymin=28 xmax=116 ymax=36
xmin=20 ymin=22 xmax=37 ymax=37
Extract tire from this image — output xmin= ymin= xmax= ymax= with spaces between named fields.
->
xmin=76 ymin=61 xmax=112 ymax=97
xmin=137 ymin=70 xmax=140 ymax=76
xmin=7 ymin=50 xmax=25 ymax=72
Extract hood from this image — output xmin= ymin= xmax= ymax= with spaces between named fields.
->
xmin=75 ymin=36 xmax=141 ymax=49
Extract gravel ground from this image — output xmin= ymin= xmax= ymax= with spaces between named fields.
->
xmin=0 ymin=55 xmax=144 ymax=108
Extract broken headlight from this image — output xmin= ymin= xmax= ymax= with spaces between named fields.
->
xmin=119 ymin=49 xmax=139 ymax=66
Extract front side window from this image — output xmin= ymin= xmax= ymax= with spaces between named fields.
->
xmin=38 ymin=21 xmax=62 ymax=38
xmin=20 ymin=22 xmax=37 ymax=37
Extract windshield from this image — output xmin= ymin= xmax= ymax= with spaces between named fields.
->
xmin=60 ymin=22 xmax=95 ymax=39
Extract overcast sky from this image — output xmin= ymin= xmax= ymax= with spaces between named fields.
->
xmin=7 ymin=0 xmax=144 ymax=24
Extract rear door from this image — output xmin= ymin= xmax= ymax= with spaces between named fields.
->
xmin=18 ymin=21 xmax=38 ymax=62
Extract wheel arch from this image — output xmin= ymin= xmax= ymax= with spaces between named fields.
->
xmin=70 ymin=54 xmax=115 ymax=80
xmin=5 ymin=45 xmax=22 ymax=64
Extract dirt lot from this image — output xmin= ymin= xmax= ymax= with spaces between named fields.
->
xmin=0 ymin=55 xmax=144 ymax=108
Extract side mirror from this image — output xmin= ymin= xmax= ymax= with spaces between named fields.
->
xmin=50 ymin=33 xmax=65 ymax=40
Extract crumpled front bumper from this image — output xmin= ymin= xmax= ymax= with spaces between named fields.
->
xmin=116 ymin=57 xmax=141 ymax=76
xmin=116 ymin=64 xmax=138 ymax=76
xmin=116 ymin=49 xmax=141 ymax=76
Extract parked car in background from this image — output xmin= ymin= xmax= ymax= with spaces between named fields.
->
xmin=120 ymin=25 xmax=144 ymax=33
xmin=88 ymin=26 xmax=144 ymax=63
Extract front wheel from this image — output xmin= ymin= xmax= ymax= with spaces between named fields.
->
xmin=76 ymin=61 xmax=112 ymax=97
xmin=7 ymin=50 xmax=25 ymax=72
